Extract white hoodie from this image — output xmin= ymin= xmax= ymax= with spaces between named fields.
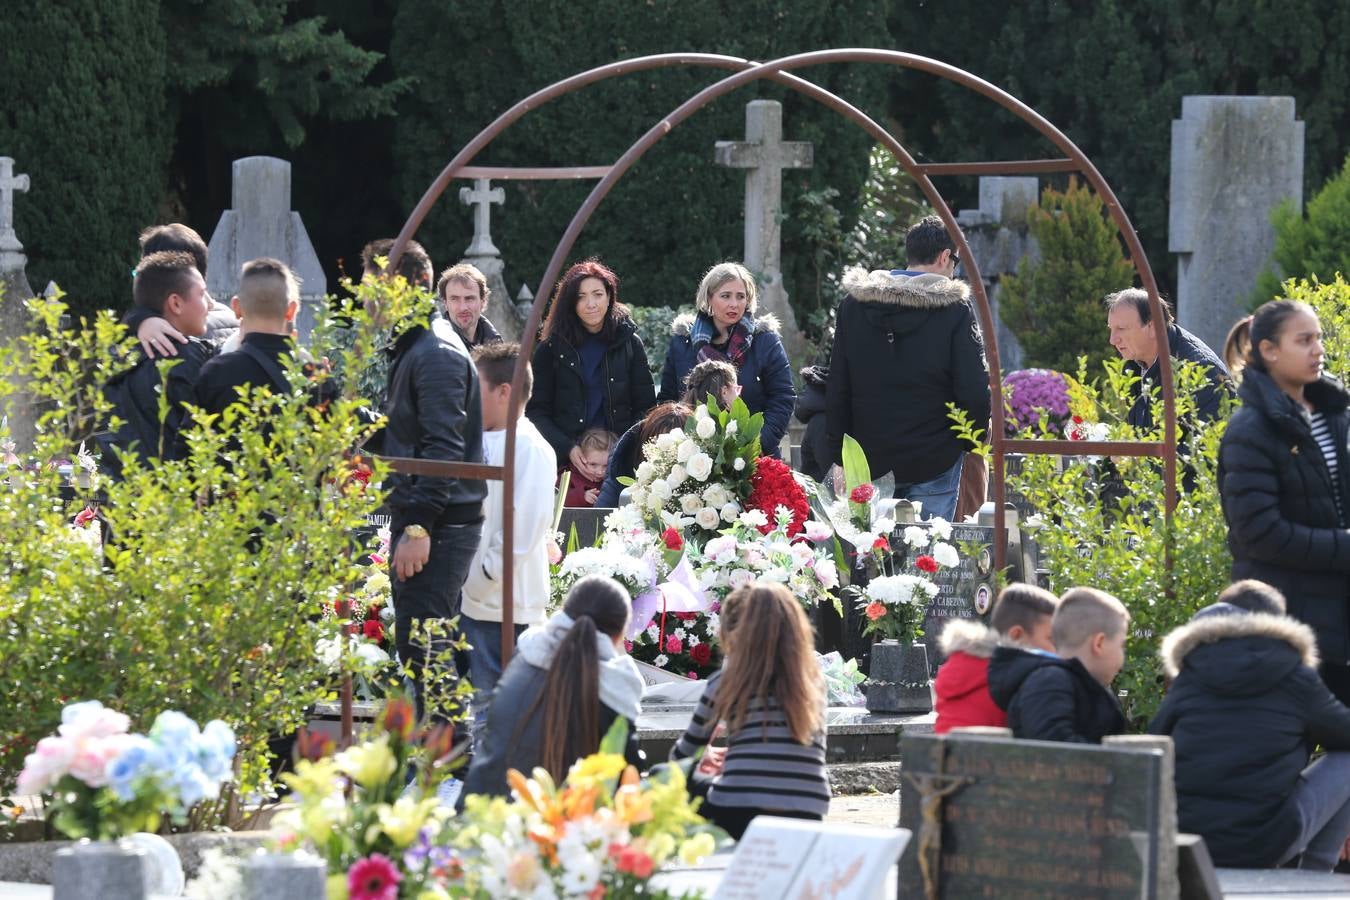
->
xmin=461 ymin=416 xmax=556 ymax=626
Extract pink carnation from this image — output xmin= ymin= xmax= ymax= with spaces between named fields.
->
xmin=665 ymin=634 xmax=683 ymax=654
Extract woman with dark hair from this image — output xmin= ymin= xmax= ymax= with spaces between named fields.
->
xmin=463 ymin=575 xmax=645 ymax=796
xmin=527 ymin=260 xmax=656 ymax=468
xmin=658 ymin=262 xmax=795 ymax=457
xmin=1219 ymin=300 xmax=1350 ymax=703
xmin=594 ymin=402 xmax=695 ymax=508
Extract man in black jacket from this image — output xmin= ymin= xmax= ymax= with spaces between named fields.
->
xmin=826 ymin=216 xmax=990 ymax=520
xmin=437 ymin=263 xmax=503 ymax=351
xmin=365 ymin=239 xmax=487 ymax=725
xmin=1150 ymin=580 xmax=1350 ymax=871
xmin=1105 ymin=288 xmax=1230 ymax=429
xmin=99 ymin=251 xmax=215 ymax=477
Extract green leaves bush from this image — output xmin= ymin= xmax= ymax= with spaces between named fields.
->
xmin=1254 ymin=156 xmax=1350 ymax=304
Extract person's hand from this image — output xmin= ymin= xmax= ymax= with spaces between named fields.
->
xmin=567 ymin=444 xmax=588 ymax=474
xmin=137 ymin=317 xmax=186 ymax=357
xmin=584 ymin=487 xmax=599 ymax=505
xmin=698 ymin=745 xmax=727 ymax=776
xmin=394 ymin=533 xmax=431 ymax=581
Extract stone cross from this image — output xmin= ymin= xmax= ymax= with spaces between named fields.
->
xmin=0 ymin=157 xmax=31 ymax=261
xmin=715 ymin=100 xmax=812 ymax=353
xmin=459 ymin=178 xmax=505 ymax=257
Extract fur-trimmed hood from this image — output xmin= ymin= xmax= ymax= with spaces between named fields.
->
xmin=670 ymin=311 xmax=781 ymax=339
xmin=841 ymin=266 xmax=971 ymax=309
xmin=1161 ymin=610 xmax=1318 ymax=682
xmin=939 ymin=619 xmax=1000 ymax=660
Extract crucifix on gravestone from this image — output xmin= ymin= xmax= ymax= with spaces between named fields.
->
xmin=0 ymin=158 xmax=32 ymax=262
xmin=459 ymin=178 xmax=505 ymax=258
xmin=715 ymin=100 xmax=812 ymax=358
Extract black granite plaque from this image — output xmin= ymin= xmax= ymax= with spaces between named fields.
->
xmin=923 ymin=523 xmax=997 ymax=672
xmin=559 ymin=506 xmax=611 ymax=550
xmin=899 ymin=732 xmax=1164 ymax=900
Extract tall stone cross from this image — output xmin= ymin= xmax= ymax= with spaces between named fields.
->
xmin=715 ymin=100 xmax=812 ymax=354
xmin=459 ymin=178 xmax=505 ymax=257
xmin=0 ymin=157 xmax=31 ymax=261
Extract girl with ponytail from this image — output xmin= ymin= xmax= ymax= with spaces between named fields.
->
xmin=1218 ymin=300 xmax=1350 ymax=702
xmin=463 ymin=575 xmax=645 ymax=796
xmin=669 ymin=581 xmax=830 ymax=838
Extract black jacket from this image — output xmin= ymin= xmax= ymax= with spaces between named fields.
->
xmin=462 ymin=651 xmax=641 ymax=798
xmin=794 ymin=365 xmax=830 ymax=482
xmin=595 ymin=420 xmax=641 ymax=508
xmin=194 ymin=332 xmax=294 ymax=416
xmin=987 ymin=646 xmax=1126 ymax=743
xmin=657 ymin=312 xmax=796 ymax=457
xmin=826 ymin=268 xmax=991 ymax=483
xmin=374 ymin=318 xmax=487 ymax=535
xmin=97 ymin=337 xmax=216 ymax=477
xmin=526 ymin=319 xmax=656 ymax=463
xmin=1125 ymin=322 xmax=1231 ymax=430
xmin=452 ymin=315 xmax=502 ymax=351
xmin=123 ymin=300 xmax=239 ymax=352
xmin=1149 ymin=609 xmax=1350 ymax=867
xmin=1218 ymin=369 xmax=1350 ymax=662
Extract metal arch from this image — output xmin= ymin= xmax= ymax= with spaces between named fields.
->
xmin=384 ymin=50 xmax=1180 ymax=673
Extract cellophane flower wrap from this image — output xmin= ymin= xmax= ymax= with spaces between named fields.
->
xmin=621 ymin=397 xmax=761 ymax=541
xmin=317 ymin=528 xmax=396 ymax=700
xmin=271 ymin=697 xmax=464 ymax=899
xmin=14 ymin=700 xmax=235 ymax=840
xmin=450 ymin=720 xmax=718 ymax=899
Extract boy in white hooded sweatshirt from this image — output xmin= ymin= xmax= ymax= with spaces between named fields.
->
xmin=461 ymin=341 xmax=557 ymax=733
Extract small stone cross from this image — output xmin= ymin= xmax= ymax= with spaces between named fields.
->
xmin=459 ymin=177 xmax=505 ymax=257
xmin=0 ymin=157 xmax=31 ymax=255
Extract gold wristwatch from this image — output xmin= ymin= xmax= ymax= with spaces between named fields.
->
xmin=403 ymin=524 xmax=429 ymax=540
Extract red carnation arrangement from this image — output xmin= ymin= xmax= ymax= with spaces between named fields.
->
xmin=915 ymin=555 xmax=939 ymax=574
xmin=689 ymin=643 xmax=713 ymax=666
xmin=849 ymin=483 xmax=876 ymax=504
xmin=745 ymin=456 xmax=810 ymax=537
xmin=661 ymin=527 xmax=684 ymax=552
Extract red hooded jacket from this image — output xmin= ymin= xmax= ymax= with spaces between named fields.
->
xmin=933 ymin=619 xmax=1006 ymax=734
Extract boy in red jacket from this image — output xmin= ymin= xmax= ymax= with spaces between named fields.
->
xmin=934 ymin=583 xmax=1057 ymax=734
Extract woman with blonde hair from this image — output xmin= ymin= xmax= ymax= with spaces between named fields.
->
xmin=670 ymin=581 xmax=830 ymax=838
xmin=657 ymin=262 xmax=795 ymax=457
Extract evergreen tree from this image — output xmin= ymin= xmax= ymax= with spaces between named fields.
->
xmin=1000 ymin=180 xmax=1137 ymax=374
xmin=1253 ymin=154 xmax=1350 ymax=302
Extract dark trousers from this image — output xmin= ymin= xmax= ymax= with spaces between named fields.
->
xmin=391 ymin=521 xmax=481 ymax=725
xmin=688 ymin=771 xmax=822 ymax=840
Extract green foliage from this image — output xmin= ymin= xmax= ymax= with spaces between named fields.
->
xmin=1281 ymin=275 xmax=1350 ymax=381
xmin=627 ymin=305 xmax=691 ymax=385
xmin=1000 ymin=180 xmax=1137 ymax=374
xmin=1254 ymin=157 xmax=1350 ymax=303
xmin=0 ymin=278 xmax=420 ymax=796
xmin=388 ymin=0 xmax=888 ymax=320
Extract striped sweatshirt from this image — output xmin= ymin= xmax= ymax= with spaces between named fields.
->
xmin=670 ymin=670 xmax=831 ymax=817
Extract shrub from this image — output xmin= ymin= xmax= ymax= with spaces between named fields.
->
xmin=627 ymin=304 xmax=689 ymax=385
xmin=1282 ymin=275 xmax=1350 ymax=381
xmin=1253 ymin=156 xmax=1350 ymax=304
xmin=999 ymin=179 xmax=1137 ymax=375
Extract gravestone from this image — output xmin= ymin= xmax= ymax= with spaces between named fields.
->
xmin=558 ymin=505 xmax=610 ymax=549
xmin=206 ymin=157 xmax=327 ymax=341
xmin=899 ymin=731 xmax=1175 ymax=900
xmin=715 ymin=100 xmax=812 ymax=362
xmin=956 ymin=176 xmax=1041 ymax=373
xmin=457 ymin=178 xmax=522 ymax=342
xmin=0 ymin=157 xmax=35 ymax=451
xmin=711 ymin=817 xmax=909 ymax=899
xmin=1170 ymin=96 xmax=1304 ymax=353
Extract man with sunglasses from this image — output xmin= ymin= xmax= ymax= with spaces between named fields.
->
xmin=825 ymin=215 xmax=990 ymax=521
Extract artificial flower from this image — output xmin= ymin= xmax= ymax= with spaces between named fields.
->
xmin=347 ymin=853 xmax=401 ymax=900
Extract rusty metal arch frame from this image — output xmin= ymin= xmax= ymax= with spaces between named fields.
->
xmin=382 ymin=49 xmax=1179 ymax=673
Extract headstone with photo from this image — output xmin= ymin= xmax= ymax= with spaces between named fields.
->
xmin=899 ymin=730 xmax=1175 ymax=900
xmin=206 ymin=156 xmax=327 ymax=341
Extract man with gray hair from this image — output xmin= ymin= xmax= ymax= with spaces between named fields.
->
xmin=1104 ymin=288 xmax=1230 ymax=430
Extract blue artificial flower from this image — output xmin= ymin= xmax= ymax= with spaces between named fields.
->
xmin=149 ymin=710 xmax=200 ymax=747
xmin=105 ymin=736 xmax=162 ymax=802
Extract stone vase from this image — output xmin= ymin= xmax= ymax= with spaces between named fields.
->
xmin=52 ymin=838 xmax=148 ymax=900
xmin=240 ymin=850 xmax=328 ymax=900
xmin=863 ymin=639 xmax=933 ymax=714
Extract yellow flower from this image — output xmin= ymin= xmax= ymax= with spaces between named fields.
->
xmin=679 ymin=832 xmax=716 ymax=866
xmin=373 ymin=796 xmax=439 ymax=847
xmin=647 ymin=832 xmax=676 ymax=865
xmin=281 ymin=758 xmax=341 ymax=800
xmin=565 ymin=752 xmax=627 ymax=791
xmin=334 ymin=736 xmax=397 ymax=789
xmin=416 ymin=890 xmax=450 ymax=900
xmin=614 ymin=781 xmax=653 ymax=827
xmin=325 ymin=873 xmax=349 ymax=900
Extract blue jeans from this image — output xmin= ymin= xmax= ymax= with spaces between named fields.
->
xmin=459 ymin=614 xmax=527 ymax=737
xmin=1278 ymin=751 xmax=1350 ymax=870
xmin=892 ymin=455 xmax=964 ymax=521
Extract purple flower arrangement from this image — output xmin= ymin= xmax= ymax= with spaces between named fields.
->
xmin=1004 ymin=369 xmax=1073 ymax=436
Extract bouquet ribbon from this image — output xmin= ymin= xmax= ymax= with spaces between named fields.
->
xmin=626 ymin=554 xmax=708 ymax=640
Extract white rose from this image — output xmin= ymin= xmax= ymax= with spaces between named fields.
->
xmin=655 ymin=431 xmax=679 ymax=453
xmin=647 ymin=491 xmax=667 ymax=512
xmin=728 ymin=568 xmax=754 ymax=587
xmin=726 ymin=420 xmax=738 ymax=435
xmin=932 ymin=541 xmax=960 ymax=568
xmin=702 ymin=484 xmax=726 ymax=506
xmin=677 ymin=439 xmax=698 ymax=463
xmin=696 ymin=417 xmax=716 ymax=439
xmin=650 ymin=479 xmax=672 ymax=501
xmin=696 ymin=507 xmax=721 ymax=530
xmin=733 ymin=457 xmax=746 ymax=471
xmin=737 ymin=509 xmax=769 ymax=529
xmin=667 ymin=465 xmax=687 ymax=489
xmin=902 ymin=525 xmax=929 ymax=548
xmin=636 ymin=461 xmax=655 ymax=482
xmin=687 ymin=453 xmax=714 ymax=482
xmin=680 ymin=494 xmax=703 ymax=515
xmin=694 ymin=403 xmax=710 ymax=420
xmin=720 ymin=502 xmax=741 ymax=523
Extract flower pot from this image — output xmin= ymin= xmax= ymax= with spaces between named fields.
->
xmin=52 ymin=838 xmax=148 ymax=900
xmin=863 ymin=640 xmax=933 ymax=714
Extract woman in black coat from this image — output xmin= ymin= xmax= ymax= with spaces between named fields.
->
xmin=1219 ymin=299 xmax=1350 ymax=701
xmin=526 ymin=259 xmax=656 ymax=468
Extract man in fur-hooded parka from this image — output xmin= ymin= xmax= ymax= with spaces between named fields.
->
xmin=1148 ymin=598 xmax=1350 ymax=867
xmin=825 ymin=217 xmax=990 ymax=492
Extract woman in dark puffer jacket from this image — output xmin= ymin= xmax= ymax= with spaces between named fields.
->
xmin=1219 ymin=299 xmax=1350 ymax=702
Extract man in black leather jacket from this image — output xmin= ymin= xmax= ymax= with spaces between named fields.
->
xmin=364 ymin=239 xmax=487 ymax=724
